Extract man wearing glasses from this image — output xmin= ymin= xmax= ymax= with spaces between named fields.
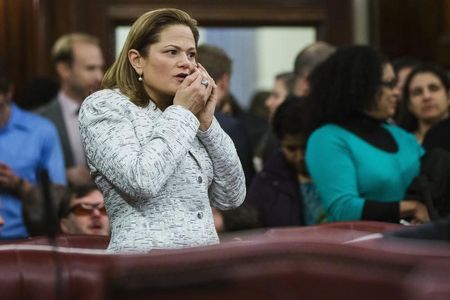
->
xmin=59 ymin=183 xmax=110 ymax=236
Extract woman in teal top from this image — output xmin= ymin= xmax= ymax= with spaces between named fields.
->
xmin=304 ymin=46 xmax=429 ymax=224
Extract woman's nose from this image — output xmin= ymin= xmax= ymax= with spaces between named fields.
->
xmin=178 ymin=54 xmax=193 ymax=68
xmin=422 ymin=89 xmax=432 ymax=100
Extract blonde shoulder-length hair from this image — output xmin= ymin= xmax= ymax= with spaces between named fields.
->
xmin=103 ymin=8 xmax=199 ymax=107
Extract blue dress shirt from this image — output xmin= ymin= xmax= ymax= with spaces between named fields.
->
xmin=0 ymin=104 xmax=66 ymax=239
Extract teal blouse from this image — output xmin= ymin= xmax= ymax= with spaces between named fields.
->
xmin=305 ymin=123 xmax=423 ymax=221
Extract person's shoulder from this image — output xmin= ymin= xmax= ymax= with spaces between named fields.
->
xmin=423 ymin=118 xmax=450 ymax=151
xmin=84 ymin=89 xmax=126 ymax=104
xmin=428 ymin=118 xmax=450 ymax=134
xmin=309 ymin=123 xmax=348 ymax=141
xmin=34 ymin=97 xmax=59 ymax=115
xmin=307 ymin=124 xmax=354 ymax=154
xmin=18 ymin=106 xmax=58 ymax=133
xmin=81 ymin=89 xmax=129 ymax=111
xmin=385 ymin=123 xmax=417 ymax=142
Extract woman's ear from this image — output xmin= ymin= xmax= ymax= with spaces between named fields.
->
xmin=128 ymin=49 xmax=144 ymax=75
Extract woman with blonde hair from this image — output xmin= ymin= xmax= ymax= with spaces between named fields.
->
xmin=79 ymin=8 xmax=245 ymax=252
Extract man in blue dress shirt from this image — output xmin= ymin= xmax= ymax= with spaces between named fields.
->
xmin=0 ymin=63 xmax=66 ymax=239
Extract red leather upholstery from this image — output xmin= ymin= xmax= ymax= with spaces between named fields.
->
xmin=5 ymin=234 xmax=110 ymax=249
xmin=264 ymin=221 xmax=402 ymax=243
xmin=106 ymin=239 xmax=450 ymax=300
xmin=0 ymin=244 xmax=111 ymax=300
xmin=0 ymin=222 xmax=448 ymax=300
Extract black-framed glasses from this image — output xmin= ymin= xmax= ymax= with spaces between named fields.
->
xmin=380 ymin=79 xmax=398 ymax=89
xmin=69 ymin=203 xmax=107 ymax=216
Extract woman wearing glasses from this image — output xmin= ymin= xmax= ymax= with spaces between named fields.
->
xmin=304 ymin=46 xmax=429 ymax=224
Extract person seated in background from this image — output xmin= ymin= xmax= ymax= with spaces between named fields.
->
xmin=0 ymin=62 xmax=66 ymax=240
xmin=246 ymin=96 xmax=326 ymax=227
xmin=197 ymin=44 xmax=255 ymax=185
xmin=304 ymin=46 xmax=429 ymax=224
xmin=397 ymin=64 xmax=450 ymax=143
xmin=59 ymin=183 xmax=110 ymax=236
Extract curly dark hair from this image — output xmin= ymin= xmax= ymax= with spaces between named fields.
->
xmin=304 ymin=45 xmax=387 ymax=136
xmin=398 ymin=63 xmax=450 ymax=133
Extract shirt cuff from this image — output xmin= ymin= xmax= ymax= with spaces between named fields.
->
xmin=362 ymin=200 xmax=399 ymax=223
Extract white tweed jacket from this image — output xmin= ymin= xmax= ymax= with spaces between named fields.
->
xmin=79 ymin=89 xmax=246 ymax=252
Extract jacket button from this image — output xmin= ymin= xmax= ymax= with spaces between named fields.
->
xmin=197 ymin=212 xmax=203 ymax=219
xmin=197 ymin=176 xmax=203 ymax=183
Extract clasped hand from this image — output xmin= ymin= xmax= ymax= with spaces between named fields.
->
xmin=173 ymin=64 xmax=217 ymax=131
xmin=0 ymin=162 xmax=22 ymax=192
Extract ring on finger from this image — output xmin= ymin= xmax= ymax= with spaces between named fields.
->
xmin=200 ymin=79 xmax=209 ymax=87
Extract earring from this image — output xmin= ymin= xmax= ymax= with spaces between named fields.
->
xmin=138 ymin=74 xmax=143 ymax=82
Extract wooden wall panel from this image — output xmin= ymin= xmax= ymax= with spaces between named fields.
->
xmin=371 ymin=0 xmax=450 ymax=68
xmin=0 ymin=0 xmax=39 ymax=98
xmin=0 ymin=0 xmax=352 ymax=106
xmin=436 ymin=0 xmax=450 ymax=67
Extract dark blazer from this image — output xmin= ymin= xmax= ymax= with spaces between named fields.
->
xmin=215 ymin=111 xmax=255 ymax=186
xmin=423 ymin=117 xmax=450 ymax=152
xmin=245 ymin=150 xmax=304 ymax=227
xmin=36 ymin=98 xmax=74 ymax=167
xmin=406 ymin=148 xmax=450 ymax=220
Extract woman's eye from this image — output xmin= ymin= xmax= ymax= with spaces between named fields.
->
xmin=188 ymin=52 xmax=196 ymax=59
xmin=168 ymin=50 xmax=177 ymax=55
xmin=429 ymin=84 xmax=441 ymax=92
xmin=411 ymin=88 xmax=423 ymax=97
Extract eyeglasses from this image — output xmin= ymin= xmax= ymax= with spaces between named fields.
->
xmin=380 ymin=79 xmax=398 ymax=89
xmin=69 ymin=203 xmax=107 ymax=216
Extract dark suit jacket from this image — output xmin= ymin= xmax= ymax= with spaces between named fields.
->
xmin=423 ymin=117 xmax=450 ymax=152
xmin=215 ymin=111 xmax=255 ymax=187
xmin=36 ymin=98 xmax=74 ymax=167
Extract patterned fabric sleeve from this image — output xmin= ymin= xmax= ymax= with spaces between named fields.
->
xmin=79 ymin=90 xmax=199 ymax=200
xmin=197 ymin=118 xmax=246 ymax=210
